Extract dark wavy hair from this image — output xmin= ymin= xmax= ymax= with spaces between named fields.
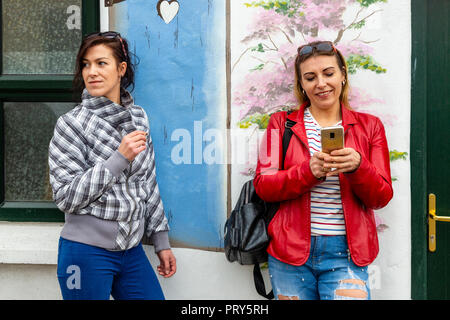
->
xmin=72 ymin=32 xmax=137 ymax=101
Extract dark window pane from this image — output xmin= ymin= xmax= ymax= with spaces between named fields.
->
xmin=4 ymin=102 xmax=75 ymax=201
xmin=2 ymin=0 xmax=82 ymax=74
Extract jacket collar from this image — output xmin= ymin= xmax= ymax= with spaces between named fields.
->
xmin=288 ymin=102 xmax=357 ymax=126
xmin=340 ymin=103 xmax=358 ymax=130
xmin=81 ymin=87 xmax=134 ymax=110
xmin=287 ymin=102 xmax=357 ymax=144
xmin=81 ymin=88 xmax=137 ymax=134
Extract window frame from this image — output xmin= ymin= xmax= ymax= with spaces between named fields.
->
xmin=0 ymin=0 xmax=100 ymax=222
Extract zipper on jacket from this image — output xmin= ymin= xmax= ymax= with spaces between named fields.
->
xmin=342 ymin=124 xmax=353 ymax=263
xmin=124 ymin=162 xmax=138 ymax=234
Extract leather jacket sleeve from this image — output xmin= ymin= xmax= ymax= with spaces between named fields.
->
xmin=345 ymin=117 xmax=393 ymax=209
xmin=253 ymin=112 xmax=322 ymax=202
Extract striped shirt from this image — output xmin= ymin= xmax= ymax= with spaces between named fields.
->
xmin=304 ymin=108 xmax=346 ymax=236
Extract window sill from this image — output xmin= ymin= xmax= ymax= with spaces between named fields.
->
xmin=0 ymin=222 xmax=63 ymax=265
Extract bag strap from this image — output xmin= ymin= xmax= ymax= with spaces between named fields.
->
xmin=281 ymin=110 xmax=296 ymax=170
xmin=254 ymin=109 xmax=296 ymax=300
xmin=253 ymin=264 xmax=274 ymax=300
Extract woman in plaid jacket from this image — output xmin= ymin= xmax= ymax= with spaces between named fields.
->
xmin=49 ymin=32 xmax=176 ymax=300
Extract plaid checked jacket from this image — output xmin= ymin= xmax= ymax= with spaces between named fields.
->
xmin=49 ymin=89 xmax=169 ymax=250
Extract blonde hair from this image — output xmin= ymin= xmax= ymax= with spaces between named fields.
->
xmin=293 ymin=41 xmax=350 ymax=109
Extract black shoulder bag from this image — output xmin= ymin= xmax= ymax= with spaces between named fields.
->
xmin=224 ymin=111 xmax=296 ymax=299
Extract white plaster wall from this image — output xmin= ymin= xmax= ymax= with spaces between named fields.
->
xmin=359 ymin=0 xmax=412 ymax=300
xmin=0 ymin=222 xmax=267 ymax=300
xmin=0 ymin=264 xmax=61 ymax=300
xmin=0 ymin=254 xmax=269 ymax=300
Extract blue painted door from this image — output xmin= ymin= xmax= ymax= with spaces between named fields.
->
xmin=111 ymin=0 xmax=227 ymax=250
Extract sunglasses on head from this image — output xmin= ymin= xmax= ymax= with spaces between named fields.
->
xmin=297 ymin=41 xmax=337 ymax=57
xmin=85 ymin=31 xmax=128 ymax=59
xmin=86 ymin=31 xmax=120 ymax=38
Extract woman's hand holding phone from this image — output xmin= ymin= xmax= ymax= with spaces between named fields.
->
xmin=310 ymin=152 xmax=328 ymax=179
xmin=323 ymin=148 xmax=361 ymax=176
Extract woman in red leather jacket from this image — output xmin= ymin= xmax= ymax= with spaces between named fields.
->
xmin=253 ymin=41 xmax=393 ymax=300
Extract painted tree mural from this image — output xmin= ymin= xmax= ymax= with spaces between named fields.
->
xmin=231 ymin=0 xmax=406 ymax=231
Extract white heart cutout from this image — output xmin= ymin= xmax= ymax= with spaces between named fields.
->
xmin=158 ymin=1 xmax=179 ymax=24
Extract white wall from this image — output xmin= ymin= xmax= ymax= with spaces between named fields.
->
xmin=358 ymin=0 xmax=412 ymax=299
xmin=0 ymin=222 xmax=266 ymax=300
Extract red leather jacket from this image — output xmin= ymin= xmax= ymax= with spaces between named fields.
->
xmin=253 ymin=103 xmax=393 ymax=267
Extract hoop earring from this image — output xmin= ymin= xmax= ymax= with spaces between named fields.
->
xmin=342 ymin=80 xmax=346 ymax=86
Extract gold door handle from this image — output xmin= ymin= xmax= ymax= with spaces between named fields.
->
xmin=428 ymin=193 xmax=450 ymax=252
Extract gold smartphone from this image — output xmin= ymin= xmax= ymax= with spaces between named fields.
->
xmin=321 ymin=125 xmax=344 ymax=154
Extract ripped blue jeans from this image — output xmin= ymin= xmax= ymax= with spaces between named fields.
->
xmin=268 ymin=235 xmax=370 ymax=300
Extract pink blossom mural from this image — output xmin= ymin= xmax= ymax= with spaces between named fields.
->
xmin=231 ymin=0 xmax=406 ymax=232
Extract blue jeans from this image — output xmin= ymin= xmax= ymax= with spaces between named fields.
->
xmin=268 ymin=235 xmax=370 ymax=300
xmin=57 ymin=237 xmax=164 ymax=300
